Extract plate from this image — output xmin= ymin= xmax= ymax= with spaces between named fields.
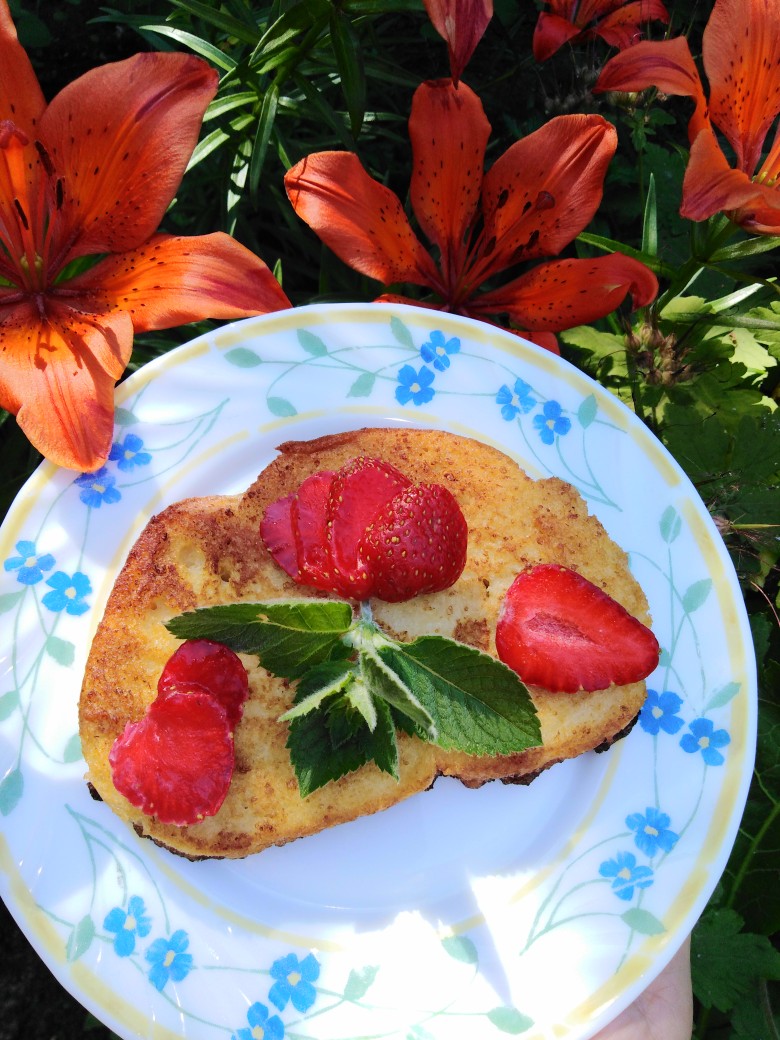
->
xmin=0 ymin=303 xmax=756 ymax=1040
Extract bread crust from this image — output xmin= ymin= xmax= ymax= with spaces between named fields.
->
xmin=79 ymin=428 xmax=650 ymax=859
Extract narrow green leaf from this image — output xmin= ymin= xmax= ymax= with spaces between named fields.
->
xmin=641 ymin=173 xmax=658 ymax=258
xmin=166 ymin=600 xmax=353 ymax=679
xmin=347 ymin=372 xmax=376 ymax=397
xmin=0 ymin=690 xmax=19 ymax=721
xmin=441 ymin=935 xmax=478 ymax=963
xmin=330 ymin=9 xmax=366 ymax=136
xmin=577 ymin=394 xmax=598 ymax=428
xmin=168 ymin=0 xmax=259 ymax=44
xmin=137 ymin=24 xmax=238 ymax=70
xmin=621 ymin=908 xmax=666 ymax=935
xmin=225 ymin=347 xmax=262 ymax=368
xmin=267 ymin=396 xmax=297 ymax=417
xmin=0 ymin=767 xmax=23 ymax=815
xmin=297 ymin=329 xmax=329 ymax=357
xmin=487 ymin=1007 xmax=535 ymax=1034
xmin=344 ymin=676 xmax=378 ymax=732
xmin=390 ymin=316 xmax=415 ymax=349
xmin=706 ymin=681 xmax=741 ymax=711
xmin=0 ymin=590 xmax=24 ymax=615
xmin=378 ymin=636 xmax=540 ymax=756
xmin=361 ymin=647 xmax=436 ymax=739
xmin=659 ymin=506 xmax=681 ymax=544
xmin=113 ymin=407 xmax=139 ymax=426
xmin=249 ymin=83 xmax=280 ymax=198
xmin=344 ymin=965 xmax=380 ymax=1001
xmin=45 ymin=635 xmax=75 ymax=667
xmin=682 ymin=578 xmax=713 ymax=613
xmin=66 ymin=914 xmax=95 ymax=961
xmin=63 ymin=734 xmax=83 ymax=763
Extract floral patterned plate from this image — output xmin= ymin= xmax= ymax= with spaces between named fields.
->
xmin=0 ymin=303 xmax=756 ymax=1040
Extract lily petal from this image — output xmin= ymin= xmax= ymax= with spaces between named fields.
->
xmin=532 ymin=12 xmax=584 ymax=62
xmin=703 ymin=0 xmax=780 ymax=176
xmin=471 ymin=114 xmax=616 ymax=287
xmin=285 ymin=151 xmax=441 ymax=289
xmin=594 ymin=0 xmax=669 ymax=51
xmin=472 ymin=253 xmax=658 ymax=331
xmin=681 ymin=126 xmax=780 ymax=231
xmin=0 ymin=296 xmax=132 ymax=470
xmin=39 ymin=52 xmax=218 ymax=267
xmin=595 ymin=38 xmax=709 ymax=140
xmin=67 ymin=233 xmax=291 ymax=332
xmin=408 ymin=80 xmax=490 ymax=290
xmin=0 ymin=0 xmax=45 ymax=129
xmin=422 ymin=0 xmax=493 ymax=84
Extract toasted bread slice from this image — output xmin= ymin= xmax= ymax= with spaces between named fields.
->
xmin=79 ymin=428 xmax=651 ymax=859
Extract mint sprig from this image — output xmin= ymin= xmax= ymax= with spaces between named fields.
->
xmin=166 ymin=599 xmax=541 ymax=795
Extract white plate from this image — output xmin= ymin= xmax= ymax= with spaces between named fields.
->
xmin=0 ymin=303 xmax=756 ymax=1040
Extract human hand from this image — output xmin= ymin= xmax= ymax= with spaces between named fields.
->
xmin=593 ymin=936 xmax=693 ymax=1040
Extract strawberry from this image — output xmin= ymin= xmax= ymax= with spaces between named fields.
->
xmin=109 ymin=690 xmax=234 ymax=826
xmin=495 ymin=564 xmax=660 ymax=693
xmin=260 ymin=492 xmax=299 ymax=579
xmin=158 ymin=639 xmax=249 ymax=727
xmin=292 ymin=470 xmax=338 ymax=590
xmin=359 ymin=483 xmax=468 ymax=602
xmin=327 ymin=456 xmax=411 ymax=597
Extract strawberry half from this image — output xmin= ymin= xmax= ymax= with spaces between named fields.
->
xmin=158 ymin=639 xmax=249 ymax=727
xmin=292 ymin=470 xmax=338 ymax=590
xmin=359 ymin=483 xmax=468 ymax=602
xmin=326 ymin=456 xmax=411 ymax=598
xmin=495 ymin=564 xmax=660 ymax=693
xmin=109 ymin=690 xmax=234 ymax=826
xmin=260 ymin=492 xmax=299 ymax=579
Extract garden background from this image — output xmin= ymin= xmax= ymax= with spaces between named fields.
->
xmin=1 ymin=0 xmax=778 ymax=1037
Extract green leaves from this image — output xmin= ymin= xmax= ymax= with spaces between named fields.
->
xmin=166 ymin=600 xmax=540 ymax=796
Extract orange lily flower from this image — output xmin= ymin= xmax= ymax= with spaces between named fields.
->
xmin=533 ymin=0 xmax=669 ymax=63
xmin=594 ymin=0 xmax=780 ymax=233
xmin=0 ymin=1 xmax=290 ymax=472
xmin=284 ymin=79 xmax=657 ymax=353
xmin=423 ymin=0 xmax=493 ymax=84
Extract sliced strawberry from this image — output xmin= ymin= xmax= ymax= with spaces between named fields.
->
xmin=359 ymin=483 xmax=468 ymax=602
xmin=327 ymin=456 xmax=411 ymax=598
xmin=292 ymin=470 xmax=338 ymax=590
xmin=158 ymin=639 xmax=249 ymax=727
xmin=495 ymin=564 xmax=660 ymax=693
xmin=260 ymin=493 xmax=299 ymax=579
xmin=109 ymin=691 xmax=234 ymax=826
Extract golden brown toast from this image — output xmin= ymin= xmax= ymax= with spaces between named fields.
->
xmin=79 ymin=427 xmax=652 ymax=859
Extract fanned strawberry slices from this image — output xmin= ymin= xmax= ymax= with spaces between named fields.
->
xmin=260 ymin=455 xmax=468 ymax=602
xmin=495 ymin=564 xmax=660 ymax=693
xmin=110 ymin=640 xmax=249 ymax=825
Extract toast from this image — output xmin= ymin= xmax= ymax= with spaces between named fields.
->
xmin=79 ymin=427 xmax=652 ymax=859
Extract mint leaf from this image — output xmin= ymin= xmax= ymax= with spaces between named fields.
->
xmin=360 ymin=646 xmax=437 ymax=740
xmin=166 ymin=600 xmax=353 ymax=679
xmin=378 ymin=636 xmax=540 ymax=756
xmin=287 ymin=689 xmax=398 ymax=796
xmin=280 ymin=660 xmax=356 ymax=722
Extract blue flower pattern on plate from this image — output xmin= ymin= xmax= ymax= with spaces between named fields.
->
xmin=496 ymin=378 xmax=535 ymax=421
xmin=145 ymin=929 xmax=193 ymax=991
xmin=75 ymin=467 xmax=122 ymax=508
xmin=626 ymin=808 xmax=679 ymax=857
xmin=533 ymin=400 xmax=571 ymax=444
xmin=639 ymin=689 xmax=685 ymax=736
xmin=395 ymin=364 xmax=435 ymax=406
xmin=104 ymin=896 xmax=152 ymax=957
xmin=599 ymin=852 xmax=654 ymax=901
xmin=232 ymin=1002 xmax=285 ymax=1040
xmin=4 ymin=539 xmax=55 ymax=585
xmin=109 ymin=433 xmax=152 ymax=472
xmin=420 ymin=330 xmax=460 ymax=371
xmin=268 ymin=953 xmax=320 ymax=1013
xmin=41 ymin=571 xmax=92 ymax=615
xmin=680 ymin=718 xmax=730 ymax=766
